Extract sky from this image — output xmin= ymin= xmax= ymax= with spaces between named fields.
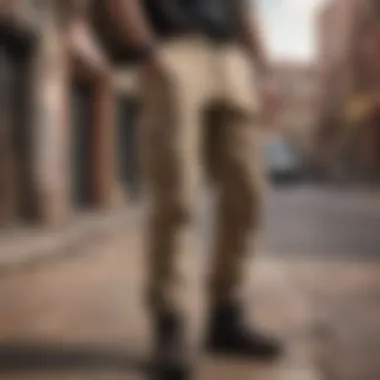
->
xmin=257 ymin=0 xmax=328 ymax=62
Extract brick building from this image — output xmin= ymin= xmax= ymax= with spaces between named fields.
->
xmin=316 ymin=0 xmax=380 ymax=182
xmin=271 ymin=62 xmax=318 ymax=157
xmin=0 ymin=0 xmax=138 ymax=229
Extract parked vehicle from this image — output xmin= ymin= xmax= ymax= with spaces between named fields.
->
xmin=264 ymin=138 xmax=304 ymax=185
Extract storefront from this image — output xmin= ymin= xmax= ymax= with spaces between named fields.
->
xmin=115 ymin=88 xmax=141 ymax=201
xmin=1 ymin=1 xmax=121 ymax=228
xmin=343 ymin=93 xmax=380 ymax=182
xmin=0 ymin=24 xmax=36 ymax=226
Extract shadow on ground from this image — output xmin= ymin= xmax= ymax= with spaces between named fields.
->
xmin=0 ymin=342 xmax=148 ymax=374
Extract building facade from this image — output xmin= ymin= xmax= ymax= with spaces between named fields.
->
xmin=1 ymin=0 xmax=43 ymax=226
xmin=271 ymin=62 xmax=318 ymax=158
xmin=0 ymin=0 xmax=139 ymax=229
xmin=316 ymin=0 xmax=380 ymax=182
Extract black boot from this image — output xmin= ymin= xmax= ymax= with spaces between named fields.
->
xmin=151 ymin=312 xmax=192 ymax=380
xmin=206 ymin=303 xmax=283 ymax=361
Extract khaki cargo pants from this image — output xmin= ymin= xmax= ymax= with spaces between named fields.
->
xmin=139 ymin=36 xmax=266 ymax=313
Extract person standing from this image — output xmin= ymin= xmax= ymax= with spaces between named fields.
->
xmin=94 ymin=1 xmax=282 ymax=378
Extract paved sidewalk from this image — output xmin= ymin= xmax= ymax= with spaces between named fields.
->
xmin=0 ymin=205 xmax=143 ymax=272
xmin=0 ymin=224 xmax=322 ymax=380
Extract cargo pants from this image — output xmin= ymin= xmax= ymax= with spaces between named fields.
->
xmin=139 ymin=35 xmax=266 ymax=313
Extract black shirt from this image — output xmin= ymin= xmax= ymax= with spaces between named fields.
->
xmin=143 ymin=0 xmax=240 ymax=42
xmin=91 ymin=0 xmax=240 ymax=64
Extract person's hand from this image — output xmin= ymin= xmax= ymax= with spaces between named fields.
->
xmin=140 ymin=48 xmax=159 ymax=71
xmin=68 ymin=20 xmax=111 ymax=77
xmin=139 ymin=44 xmax=166 ymax=78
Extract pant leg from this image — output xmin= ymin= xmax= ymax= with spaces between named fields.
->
xmin=206 ymin=46 xmax=266 ymax=306
xmin=139 ymin=37 xmax=213 ymax=314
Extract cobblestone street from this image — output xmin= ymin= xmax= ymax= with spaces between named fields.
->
xmin=0 ymin=186 xmax=379 ymax=379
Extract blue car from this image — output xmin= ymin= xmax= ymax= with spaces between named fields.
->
xmin=264 ymin=138 xmax=304 ymax=184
